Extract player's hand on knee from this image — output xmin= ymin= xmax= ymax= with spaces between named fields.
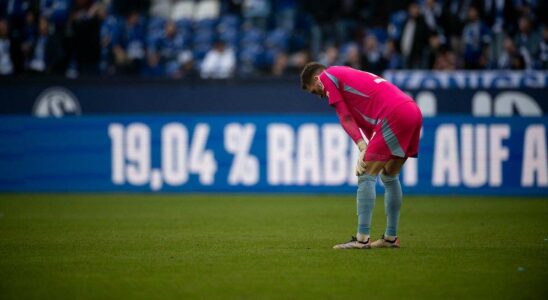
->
xmin=355 ymin=150 xmax=366 ymax=176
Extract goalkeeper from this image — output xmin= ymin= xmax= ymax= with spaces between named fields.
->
xmin=300 ymin=63 xmax=423 ymax=249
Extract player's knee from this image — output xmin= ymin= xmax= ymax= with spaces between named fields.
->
xmin=381 ymin=166 xmax=400 ymax=178
xmin=381 ymin=167 xmax=399 ymax=177
xmin=380 ymin=173 xmax=398 ymax=184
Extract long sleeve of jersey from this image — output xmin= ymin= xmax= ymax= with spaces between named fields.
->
xmin=319 ymin=70 xmax=364 ymax=143
xmin=333 ymin=100 xmax=363 ymax=144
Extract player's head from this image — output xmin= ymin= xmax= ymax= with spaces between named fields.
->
xmin=301 ymin=62 xmax=327 ymax=98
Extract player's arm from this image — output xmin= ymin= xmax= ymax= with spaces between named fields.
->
xmin=333 ymin=100 xmax=367 ymax=151
xmin=333 ymin=100 xmax=368 ymax=175
xmin=319 ymin=71 xmax=367 ymax=151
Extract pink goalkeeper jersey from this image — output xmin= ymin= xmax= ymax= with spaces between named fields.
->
xmin=319 ymin=66 xmax=414 ymax=142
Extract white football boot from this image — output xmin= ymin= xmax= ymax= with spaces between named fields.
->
xmin=370 ymin=235 xmax=400 ymax=248
xmin=333 ymin=236 xmax=371 ymax=249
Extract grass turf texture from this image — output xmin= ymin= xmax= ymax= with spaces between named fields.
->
xmin=0 ymin=194 xmax=547 ymax=299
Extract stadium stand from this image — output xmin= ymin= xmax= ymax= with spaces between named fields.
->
xmin=0 ymin=0 xmax=546 ymax=78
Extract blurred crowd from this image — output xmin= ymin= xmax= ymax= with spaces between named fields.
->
xmin=0 ymin=0 xmax=546 ymax=79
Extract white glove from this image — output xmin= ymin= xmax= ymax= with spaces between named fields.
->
xmin=355 ymin=140 xmax=367 ymax=176
xmin=355 ymin=150 xmax=367 ymax=176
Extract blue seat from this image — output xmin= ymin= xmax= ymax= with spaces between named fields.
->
xmin=239 ymin=43 xmax=264 ymax=64
xmin=265 ymin=29 xmax=289 ymax=51
xmin=240 ymin=28 xmax=265 ymax=46
xmin=261 ymin=49 xmax=277 ymax=66
xmin=368 ymin=27 xmax=388 ymax=44
xmin=193 ymin=29 xmax=215 ymax=45
xmin=148 ymin=17 xmax=167 ymax=33
xmin=175 ymin=19 xmax=193 ymax=34
xmin=219 ymin=14 xmax=240 ymax=29
xmin=195 ymin=18 xmax=218 ymax=31
xmin=219 ymin=28 xmax=239 ymax=45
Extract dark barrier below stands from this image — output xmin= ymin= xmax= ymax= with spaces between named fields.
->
xmin=1 ymin=115 xmax=546 ymax=195
xmin=1 ymin=77 xmax=546 ymax=115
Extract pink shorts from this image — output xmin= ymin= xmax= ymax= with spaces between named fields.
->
xmin=365 ymin=101 xmax=423 ymax=162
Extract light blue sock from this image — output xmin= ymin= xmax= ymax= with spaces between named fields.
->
xmin=357 ymin=174 xmax=377 ymax=235
xmin=381 ymin=174 xmax=402 ymax=237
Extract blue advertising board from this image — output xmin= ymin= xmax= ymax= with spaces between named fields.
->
xmin=0 ymin=115 xmax=546 ymax=195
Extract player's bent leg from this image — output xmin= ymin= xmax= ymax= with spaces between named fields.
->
xmin=356 ymin=173 xmax=376 ymax=237
xmin=357 ymin=161 xmax=387 ymax=240
xmin=334 ymin=161 xmax=385 ymax=250
xmin=362 ymin=160 xmax=386 ymax=176
xmin=372 ymin=158 xmax=406 ymax=249
xmin=375 ymin=173 xmax=402 ymax=248
xmin=382 ymin=158 xmax=407 ymax=176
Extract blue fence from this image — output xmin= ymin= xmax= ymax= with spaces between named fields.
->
xmin=1 ymin=115 xmax=546 ymax=195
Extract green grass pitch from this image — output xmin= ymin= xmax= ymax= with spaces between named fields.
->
xmin=0 ymin=194 xmax=547 ymax=299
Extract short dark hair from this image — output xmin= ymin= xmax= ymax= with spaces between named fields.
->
xmin=300 ymin=62 xmax=326 ymax=90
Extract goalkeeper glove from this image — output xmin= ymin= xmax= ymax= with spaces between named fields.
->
xmin=356 ymin=140 xmax=367 ymax=176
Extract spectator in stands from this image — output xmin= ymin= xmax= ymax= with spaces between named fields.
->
xmin=479 ymin=0 xmax=518 ymax=69
xmin=335 ymin=0 xmax=366 ymax=45
xmin=149 ymin=0 xmax=171 ymax=19
xmin=514 ymin=16 xmax=541 ymax=69
xmin=399 ymin=2 xmax=431 ymax=69
xmin=382 ymin=39 xmax=402 ymax=70
xmin=302 ymin=0 xmax=339 ymax=60
xmin=112 ymin=10 xmax=146 ymax=74
xmin=194 ymin=0 xmax=221 ymax=21
xmin=109 ymin=0 xmax=150 ymax=16
xmin=0 ymin=19 xmax=14 ymax=75
xmin=342 ymin=43 xmax=362 ymax=70
xmin=461 ymin=6 xmax=491 ymax=69
xmin=509 ymin=51 xmax=526 ymax=70
xmin=223 ymin=0 xmax=244 ymax=16
xmin=18 ymin=11 xmax=38 ymax=72
xmin=98 ymin=13 xmax=118 ymax=75
xmin=286 ymin=50 xmax=311 ymax=73
xmin=66 ymin=0 xmax=105 ymax=76
xmin=538 ymin=26 xmax=548 ymax=69
xmin=480 ymin=0 xmax=517 ymax=34
xmin=0 ymin=0 xmax=546 ymax=78
xmin=271 ymin=52 xmax=288 ymax=76
xmin=433 ymin=45 xmax=457 ymax=70
xmin=274 ymin=0 xmax=297 ymax=32
xmin=1 ymin=1 xmax=37 ymax=74
xmin=148 ymin=20 xmax=193 ymax=78
xmin=26 ymin=16 xmax=64 ymax=74
xmin=318 ymin=44 xmax=341 ymax=67
xmin=362 ymin=34 xmax=384 ymax=74
xmin=514 ymin=0 xmax=538 ymax=23
xmin=242 ymin=0 xmax=271 ymax=31
xmin=40 ymin=0 xmax=71 ymax=29
xmin=1 ymin=0 xmax=33 ymax=22
xmin=200 ymin=39 xmax=235 ymax=79
xmin=422 ymin=0 xmax=442 ymax=32
xmin=497 ymin=36 xmax=525 ymax=70
xmin=440 ymin=0 xmax=473 ymax=53
xmin=424 ymin=33 xmax=442 ymax=69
